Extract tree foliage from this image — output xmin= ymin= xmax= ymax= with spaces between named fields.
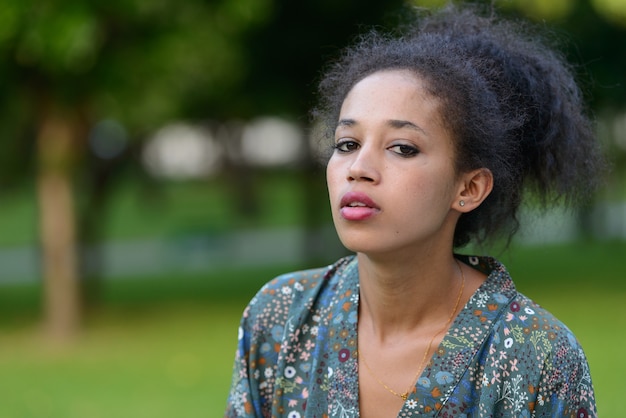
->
xmin=0 ymin=0 xmax=274 ymax=132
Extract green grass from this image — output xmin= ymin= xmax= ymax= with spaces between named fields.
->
xmin=0 ymin=303 xmax=241 ymax=418
xmin=0 ymin=264 xmax=300 ymax=418
xmin=0 ymin=241 xmax=624 ymax=417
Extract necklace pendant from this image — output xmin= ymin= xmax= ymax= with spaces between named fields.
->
xmin=401 ymin=393 xmax=408 ymax=401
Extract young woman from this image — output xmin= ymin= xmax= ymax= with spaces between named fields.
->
xmin=226 ymin=5 xmax=604 ymax=417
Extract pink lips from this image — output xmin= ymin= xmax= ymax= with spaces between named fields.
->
xmin=339 ymin=191 xmax=380 ymax=221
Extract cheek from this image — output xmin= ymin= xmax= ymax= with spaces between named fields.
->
xmin=399 ymin=172 xmax=453 ymax=209
xmin=326 ymin=158 xmax=341 ymax=194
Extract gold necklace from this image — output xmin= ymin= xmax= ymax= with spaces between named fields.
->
xmin=358 ymin=258 xmax=466 ymax=402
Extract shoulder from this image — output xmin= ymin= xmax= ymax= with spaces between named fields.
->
xmin=241 ymin=256 xmax=356 ymax=330
xmin=507 ymin=292 xmax=592 ymax=380
xmin=472 ymin=255 xmax=590 ymax=372
xmin=249 ymin=256 xmax=353 ymax=306
xmin=473 ymin=257 xmax=596 ymax=415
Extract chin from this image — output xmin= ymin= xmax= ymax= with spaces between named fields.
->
xmin=336 ymin=232 xmax=390 ymax=255
xmin=336 ymin=234 xmax=368 ymax=254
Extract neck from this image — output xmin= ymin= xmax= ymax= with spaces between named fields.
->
xmin=357 ymin=251 xmax=464 ymax=342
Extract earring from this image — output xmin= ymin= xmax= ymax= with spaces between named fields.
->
xmin=459 ymin=200 xmax=465 ymax=207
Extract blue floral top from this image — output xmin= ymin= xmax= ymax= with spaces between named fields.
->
xmin=225 ymin=255 xmax=596 ymax=417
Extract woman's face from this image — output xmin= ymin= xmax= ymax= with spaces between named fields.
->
xmin=326 ymin=70 xmax=464 ymax=258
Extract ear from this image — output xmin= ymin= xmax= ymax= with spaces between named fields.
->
xmin=454 ymin=168 xmax=493 ymax=212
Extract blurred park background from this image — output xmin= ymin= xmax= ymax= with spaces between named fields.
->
xmin=0 ymin=0 xmax=624 ymax=416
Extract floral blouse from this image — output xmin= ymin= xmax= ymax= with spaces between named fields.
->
xmin=225 ymin=255 xmax=596 ymax=417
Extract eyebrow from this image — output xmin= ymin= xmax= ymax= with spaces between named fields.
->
xmin=387 ymin=119 xmax=427 ymax=135
xmin=336 ymin=118 xmax=427 ymax=136
xmin=336 ymin=119 xmax=356 ymax=128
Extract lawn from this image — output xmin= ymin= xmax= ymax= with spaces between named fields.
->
xmin=0 ymin=264 xmax=290 ymax=418
xmin=0 ymin=303 xmax=240 ymax=418
xmin=0 ymin=240 xmax=623 ymax=417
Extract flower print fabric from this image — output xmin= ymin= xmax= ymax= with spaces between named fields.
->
xmin=225 ymin=255 xmax=596 ymax=417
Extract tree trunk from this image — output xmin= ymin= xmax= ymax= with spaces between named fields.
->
xmin=36 ymin=109 xmax=81 ymax=341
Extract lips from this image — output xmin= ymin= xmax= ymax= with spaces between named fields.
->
xmin=339 ymin=192 xmax=380 ymax=221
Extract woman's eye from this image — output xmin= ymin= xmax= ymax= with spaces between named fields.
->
xmin=334 ymin=140 xmax=359 ymax=153
xmin=389 ymin=144 xmax=419 ymax=157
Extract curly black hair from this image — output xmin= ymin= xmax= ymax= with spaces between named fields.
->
xmin=312 ymin=4 xmax=607 ymax=248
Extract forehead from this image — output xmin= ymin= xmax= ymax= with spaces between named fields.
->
xmin=339 ymin=70 xmax=443 ymax=126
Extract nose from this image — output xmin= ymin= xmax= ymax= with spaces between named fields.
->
xmin=347 ymin=147 xmax=379 ymax=183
